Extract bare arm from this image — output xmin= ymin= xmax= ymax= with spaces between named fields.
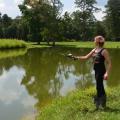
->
xmin=102 ymin=49 xmax=112 ymax=79
xmin=74 ymin=49 xmax=95 ymax=60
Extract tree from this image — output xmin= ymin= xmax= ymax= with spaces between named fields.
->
xmin=94 ymin=21 xmax=106 ymax=37
xmin=47 ymin=0 xmax=63 ymax=46
xmin=19 ymin=0 xmax=63 ymax=45
xmin=2 ymin=14 xmax=12 ymax=28
xmin=1 ymin=14 xmax=12 ymax=38
xmin=74 ymin=0 xmax=99 ymax=41
xmin=105 ymin=0 xmax=120 ymax=41
xmin=58 ymin=12 xmax=75 ymax=40
xmin=0 ymin=13 xmax=3 ymax=38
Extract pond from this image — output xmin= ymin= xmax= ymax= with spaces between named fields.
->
xmin=0 ymin=48 xmax=119 ymax=120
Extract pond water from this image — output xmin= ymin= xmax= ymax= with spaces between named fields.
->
xmin=0 ymin=48 xmax=120 ymax=120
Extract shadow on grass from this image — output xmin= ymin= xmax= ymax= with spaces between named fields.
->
xmin=55 ymin=44 xmax=77 ymax=48
xmin=30 ymin=42 xmax=77 ymax=48
xmin=103 ymin=107 xmax=120 ymax=113
xmin=90 ymin=107 xmax=120 ymax=113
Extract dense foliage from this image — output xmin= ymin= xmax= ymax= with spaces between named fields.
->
xmin=105 ymin=0 xmax=120 ymax=40
xmin=0 ymin=0 xmax=120 ymax=45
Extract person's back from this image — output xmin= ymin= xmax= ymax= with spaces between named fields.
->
xmin=93 ymin=48 xmax=106 ymax=73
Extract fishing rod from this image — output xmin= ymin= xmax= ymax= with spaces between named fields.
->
xmin=60 ymin=53 xmax=78 ymax=60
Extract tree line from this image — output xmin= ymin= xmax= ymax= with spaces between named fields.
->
xmin=0 ymin=0 xmax=120 ymax=45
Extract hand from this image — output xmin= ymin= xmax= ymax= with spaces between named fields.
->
xmin=66 ymin=54 xmax=78 ymax=60
xmin=104 ymin=73 xmax=108 ymax=80
xmin=73 ymin=56 xmax=79 ymax=60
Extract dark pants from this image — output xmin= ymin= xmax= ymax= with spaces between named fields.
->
xmin=95 ymin=72 xmax=106 ymax=97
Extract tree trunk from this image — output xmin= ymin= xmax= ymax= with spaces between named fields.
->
xmin=52 ymin=40 xmax=55 ymax=47
xmin=37 ymin=41 xmax=40 ymax=45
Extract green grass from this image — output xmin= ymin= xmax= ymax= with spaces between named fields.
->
xmin=56 ymin=41 xmax=120 ymax=48
xmin=37 ymin=86 xmax=120 ymax=120
xmin=27 ymin=41 xmax=120 ymax=49
xmin=1 ymin=40 xmax=120 ymax=49
xmin=0 ymin=39 xmax=27 ymax=59
xmin=26 ymin=42 xmax=50 ymax=49
xmin=56 ymin=41 xmax=94 ymax=48
xmin=0 ymin=39 xmax=27 ymax=49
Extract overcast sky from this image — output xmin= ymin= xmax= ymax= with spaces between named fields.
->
xmin=0 ymin=0 xmax=108 ymax=21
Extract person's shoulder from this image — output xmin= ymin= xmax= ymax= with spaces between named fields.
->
xmin=103 ymin=48 xmax=108 ymax=52
xmin=102 ymin=48 xmax=109 ymax=55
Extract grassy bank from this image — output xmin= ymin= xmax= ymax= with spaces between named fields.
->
xmin=1 ymin=39 xmax=120 ymax=49
xmin=27 ymin=41 xmax=120 ymax=49
xmin=37 ymin=86 xmax=120 ymax=120
xmin=1 ymin=40 xmax=120 ymax=49
xmin=56 ymin=41 xmax=120 ymax=48
xmin=0 ymin=39 xmax=27 ymax=49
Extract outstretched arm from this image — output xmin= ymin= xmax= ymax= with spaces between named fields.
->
xmin=73 ymin=49 xmax=95 ymax=60
xmin=102 ymin=49 xmax=112 ymax=80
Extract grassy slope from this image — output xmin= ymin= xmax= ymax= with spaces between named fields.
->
xmin=37 ymin=86 xmax=120 ymax=120
xmin=0 ymin=39 xmax=27 ymax=58
xmin=0 ymin=39 xmax=27 ymax=49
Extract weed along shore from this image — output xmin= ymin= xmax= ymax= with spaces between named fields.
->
xmin=37 ymin=86 xmax=120 ymax=120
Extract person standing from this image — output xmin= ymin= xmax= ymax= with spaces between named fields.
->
xmin=70 ymin=36 xmax=112 ymax=109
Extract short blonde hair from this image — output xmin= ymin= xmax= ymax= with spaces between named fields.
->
xmin=94 ymin=36 xmax=105 ymax=43
xmin=94 ymin=36 xmax=105 ymax=47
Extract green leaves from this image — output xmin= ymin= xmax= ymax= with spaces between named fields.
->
xmin=105 ymin=0 xmax=120 ymax=40
xmin=75 ymin=0 xmax=98 ymax=12
xmin=71 ymin=0 xmax=99 ymax=41
xmin=19 ymin=0 xmax=63 ymax=44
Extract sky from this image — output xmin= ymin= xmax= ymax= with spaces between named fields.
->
xmin=0 ymin=0 xmax=108 ymax=21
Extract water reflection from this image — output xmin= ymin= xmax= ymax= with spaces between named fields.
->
xmin=0 ymin=66 xmax=37 ymax=120
xmin=52 ymin=63 xmax=94 ymax=96
xmin=0 ymin=48 xmax=120 ymax=120
xmin=0 ymin=48 xmax=27 ymax=60
xmin=20 ymin=48 xmax=95 ymax=109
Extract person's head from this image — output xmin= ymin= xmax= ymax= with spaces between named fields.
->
xmin=94 ymin=36 xmax=105 ymax=47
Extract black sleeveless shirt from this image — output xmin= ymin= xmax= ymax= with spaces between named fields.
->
xmin=93 ymin=48 xmax=106 ymax=73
